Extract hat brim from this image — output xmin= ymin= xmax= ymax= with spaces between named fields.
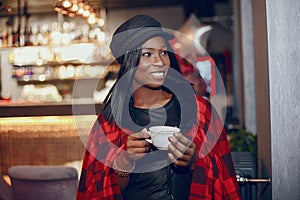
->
xmin=110 ymin=27 xmax=174 ymax=61
xmin=129 ymin=28 xmax=174 ymax=48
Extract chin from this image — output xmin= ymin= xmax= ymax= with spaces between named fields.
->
xmin=143 ymin=83 xmax=163 ymax=90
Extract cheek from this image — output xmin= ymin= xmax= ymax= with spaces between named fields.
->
xmin=134 ymin=67 xmax=147 ymax=80
xmin=135 ymin=64 xmax=148 ymax=73
xmin=163 ymin=57 xmax=171 ymax=66
xmin=138 ymin=58 xmax=151 ymax=68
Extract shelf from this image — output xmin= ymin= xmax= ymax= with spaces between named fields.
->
xmin=16 ymin=76 xmax=104 ymax=85
xmin=13 ymin=64 xmax=119 ymax=85
xmin=11 ymin=60 xmax=115 ymax=67
xmin=8 ymin=42 xmax=116 ymax=69
xmin=0 ymin=100 xmax=104 ymax=117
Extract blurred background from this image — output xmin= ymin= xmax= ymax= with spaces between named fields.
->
xmin=0 ymin=0 xmax=299 ymax=200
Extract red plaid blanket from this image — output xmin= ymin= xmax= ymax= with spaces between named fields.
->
xmin=77 ymin=96 xmax=241 ymax=200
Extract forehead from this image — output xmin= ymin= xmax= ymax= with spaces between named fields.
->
xmin=141 ymin=36 xmax=167 ymax=49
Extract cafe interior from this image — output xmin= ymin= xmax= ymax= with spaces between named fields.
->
xmin=0 ymin=0 xmax=298 ymax=199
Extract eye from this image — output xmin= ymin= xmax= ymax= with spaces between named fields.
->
xmin=141 ymin=52 xmax=151 ymax=57
xmin=161 ymin=50 xmax=168 ymax=56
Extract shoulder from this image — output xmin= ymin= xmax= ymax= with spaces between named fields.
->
xmin=194 ymin=95 xmax=222 ymax=125
xmin=195 ymin=95 xmax=210 ymax=106
xmin=92 ymin=114 xmax=130 ymax=138
xmin=194 ymin=95 xmax=213 ymax=113
xmin=90 ymin=114 xmax=119 ymax=135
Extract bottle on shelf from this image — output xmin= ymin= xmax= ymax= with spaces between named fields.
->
xmin=19 ymin=29 xmax=25 ymax=47
xmin=41 ymin=24 xmax=50 ymax=46
xmin=0 ymin=28 xmax=4 ymax=47
xmin=30 ymin=25 xmax=39 ymax=46
xmin=24 ymin=10 xmax=33 ymax=46
xmin=2 ymin=25 xmax=8 ymax=47
xmin=50 ymin=22 xmax=62 ymax=45
xmin=24 ymin=26 xmax=33 ymax=46
xmin=62 ymin=22 xmax=71 ymax=45
xmin=7 ymin=26 xmax=13 ymax=47
xmin=13 ymin=29 xmax=20 ymax=47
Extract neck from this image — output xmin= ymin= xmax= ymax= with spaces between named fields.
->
xmin=132 ymin=86 xmax=172 ymax=109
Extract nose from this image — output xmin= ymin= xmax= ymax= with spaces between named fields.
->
xmin=152 ymin=53 xmax=164 ymax=67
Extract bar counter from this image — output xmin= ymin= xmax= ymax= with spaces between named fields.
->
xmin=0 ymin=99 xmax=103 ymax=117
xmin=0 ymin=115 xmax=97 ymax=174
xmin=0 ymin=98 xmax=103 ymax=174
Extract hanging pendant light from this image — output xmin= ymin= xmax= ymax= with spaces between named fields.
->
xmin=53 ymin=0 xmax=105 ymax=32
xmin=70 ymin=2 xmax=79 ymax=12
xmin=76 ymin=2 xmax=85 ymax=15
xmin=62 ymin=0 xmax=72 ymax=8
xmin=87 ymin=13 xmax=96 ymax=24
xmin=82 ymin=5 xmax=91 ymax=17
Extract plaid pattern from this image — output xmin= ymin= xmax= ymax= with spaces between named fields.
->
xmin=77 ymin=96 xmax=241 ymax=200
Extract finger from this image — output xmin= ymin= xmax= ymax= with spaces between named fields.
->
xmin=173 ymin=133 xmax=193 ymax=146
xmin=128 ymin=146 xmax=150 ymax=154
xmin=128 ymin=130 xmax=150 ymax=141
xmin=168 ymin=136 xmax=189 ymax=154
xmin=168 ymin=153 xmax=189 ymax=167
xmin=127 ymin=139 xmax=150 ymax=149
xmin=168 ymin=142 xmax=186 ymax=160
xmin=126 ymin=143 xmax=150 ymax=154
xmin=169 ymin=138 xmax=196 ymax=161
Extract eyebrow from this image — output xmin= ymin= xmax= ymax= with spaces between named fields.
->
xmin=141 ymin=45 xmax=167 ymax=50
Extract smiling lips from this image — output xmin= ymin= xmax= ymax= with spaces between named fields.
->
xmin=150 ymin=71 xmax=165 ymax=80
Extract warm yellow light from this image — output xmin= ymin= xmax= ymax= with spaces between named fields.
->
xmin=70 ymin=3 xmax=78 ymax=12
xmin=87 ymin=14 xmax=96 ymax=24
xmin=82 ymin=5 xmax=91 ymax=17
xmin=83 ymin=10 xmax=90 ymax=17
xmin=38 ymin=74 xmax=46 ymax=81
xmin=36 ymin=59 xmax=43 ymax=66
xmin=76 ymin=2 xmax=85 ymax=15
xmin=62 ymin=0 xmax=72 ymax=8
xmin=77 ymin=8 xmax=84 ymax=15
xmin=98 ymin=18 xmax=105 ymax=27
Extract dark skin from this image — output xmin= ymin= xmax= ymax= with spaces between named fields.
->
xmin=114 ymin=37 xmax=196 ymax=191
xmin=116 ymin=129 xmax=196 ymax=191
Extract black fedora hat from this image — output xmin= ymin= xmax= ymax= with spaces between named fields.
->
xmin=110 ymin=15 xmax=174 ymax=63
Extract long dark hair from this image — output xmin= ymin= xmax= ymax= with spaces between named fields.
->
xmin=102 ymin=40 xmax=197 ymax=133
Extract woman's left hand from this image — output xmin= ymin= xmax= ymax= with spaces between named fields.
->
xmin=168 ymin=132 xmax=196 ymax=168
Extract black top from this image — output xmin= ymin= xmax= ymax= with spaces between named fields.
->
xmin=122 ymin=95 xmax=192 ymax=200
xmin=129 ymin=94 xmax=181 ymax=129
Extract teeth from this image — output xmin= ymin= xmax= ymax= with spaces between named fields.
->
xmin=151 ymin=72 xmax=164 ymax=77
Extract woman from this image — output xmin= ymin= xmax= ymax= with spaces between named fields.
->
xmin=77 ymin=15 xmax=241 ymax=200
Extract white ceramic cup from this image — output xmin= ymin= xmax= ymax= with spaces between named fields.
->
xmin=146 ymin=126 xmax=180 ymax=150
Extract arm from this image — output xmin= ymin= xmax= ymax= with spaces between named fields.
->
xmin=76 ymin=115 xmax=123 ymax=199
xmin=113 ymin=154 xmax=134 ymax=191
xmin=113 ymin=129 xmax=150 ymax=191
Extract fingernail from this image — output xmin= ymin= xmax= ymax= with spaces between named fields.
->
xmin=168 ymin=144 xmax=174 ymax=151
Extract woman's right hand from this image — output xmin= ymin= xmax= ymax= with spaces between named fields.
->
xmin=114 ymin=129 xmax=150 ymax=190
xmin=122 ymin=128 xmax=151 ymax=162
